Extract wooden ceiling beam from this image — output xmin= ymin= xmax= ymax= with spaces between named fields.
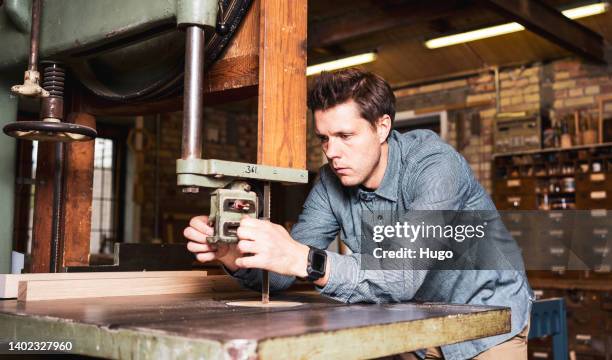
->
xmin=308 ymin=1 xmax=465 ymax=49
xmin=480 ymin=0 xmax=605 ymax=63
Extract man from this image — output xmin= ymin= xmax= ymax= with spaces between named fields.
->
xmin=184 ymin=69 xmax=534 ymax=359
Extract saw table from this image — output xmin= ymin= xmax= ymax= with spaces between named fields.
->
xmin=0 ymin=290 xmax=510 ymax=359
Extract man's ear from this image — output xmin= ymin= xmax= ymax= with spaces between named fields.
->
xmin=376 ymin=115 xmax=392 ymax=143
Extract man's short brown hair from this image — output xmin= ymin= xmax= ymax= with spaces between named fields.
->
xmin=307 ymin=68 xmax=395 ymax=127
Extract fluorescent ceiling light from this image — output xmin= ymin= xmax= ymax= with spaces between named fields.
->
xmin=562 ymin=2 xmax=608 ymax=19
xmin=425 ymin=23 xmax=525 ymax=49
xmin=425 ymin=2 xmax=608 ymax=49
xmin=307 ymin=52 xmax=377 ymax=76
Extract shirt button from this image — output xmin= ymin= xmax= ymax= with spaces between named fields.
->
xmin=377 ymin=215 xmax=383 ymax=220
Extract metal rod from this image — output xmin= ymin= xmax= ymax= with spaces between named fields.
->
xmin=50 ymin=142 xmax=64 ymax=273
xmin=181 ymin=26 xmax=205 ymax=161
xmin=261 ymin=182 xmax=271 ymax=304
xmin=28 ymin=0 xmax=41 ymax=72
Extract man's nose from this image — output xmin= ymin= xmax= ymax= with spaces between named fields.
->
xmin=324 ymin=138 xmax=341 ymax=159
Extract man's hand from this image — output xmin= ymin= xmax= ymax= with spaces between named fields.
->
xmin=235 ymin=217 xmax=310 ymax=278
xmin=184 ymin=215 xmax=241 ymax=272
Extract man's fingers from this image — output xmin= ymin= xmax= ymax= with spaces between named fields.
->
xmin=239 ymin=216 xmax=261 ymax=228
xmin=195 ymin=252 xmax=216 ymax=263
xmin=236 ymin=225 xmax=257 ymax=241
xmin=235 ymin=255 xmax=265 ymax=269
xmin=183 ymin=226 xmax=209 ymax=243
xmin=237 ymin=217 xmax=275 ymax=241
xmin=189 ymin=216 xmax=214 ymax=236
xmin=236 ymin=240 xmax=257 ymax=254
xmin=187 ymin=241 xmax=215 ymax=254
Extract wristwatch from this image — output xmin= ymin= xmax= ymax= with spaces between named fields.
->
xmin=304 ymin=246 xmax=327 ymax=282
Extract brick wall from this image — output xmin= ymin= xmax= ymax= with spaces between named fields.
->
xmin=551 ymin=59 xmax=612 ymax=123
xmin=138 ymin=108 xmax=258 ymax=243
xmin=384 ymin=57 xmax=612 ymax=194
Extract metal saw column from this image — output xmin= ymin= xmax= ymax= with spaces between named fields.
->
xmin=177 ymin=0 xmax=218 ymax=193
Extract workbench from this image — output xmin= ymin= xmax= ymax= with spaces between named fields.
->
xmin=0 ymin=290 xmax=510 ymax=359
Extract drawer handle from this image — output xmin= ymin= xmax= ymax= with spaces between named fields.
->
xmin=576 ymin=334 xmax=592 ymax=343
xmin=593 ymin=228 xmax=608 ymax=236
xmin=550 ymin=247 xmax=565 ymax=255
xmin=507 ymin=179 xmax=521 ymax=187
xmin=549 ymin=229 xmax=564 ymax=236
xmin=551 ymin=265 xmax=566 ymax=273
xmin=590 ymin=209 xmax=607 ymax=217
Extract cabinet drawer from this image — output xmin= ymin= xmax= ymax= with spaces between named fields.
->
xmin=576 ymin=190 xmax=612 ymax=209
xmin=494 ymin=178 xmax=535 ymax=195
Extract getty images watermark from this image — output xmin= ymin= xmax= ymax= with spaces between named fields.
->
xmin=359 ymin=210 xmax=612 ymax=271
xmin=371 ymin=221 xmax=488 ymax=261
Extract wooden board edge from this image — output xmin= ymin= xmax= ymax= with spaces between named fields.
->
xmin=257 ymin=308 xmax=511 ymax=360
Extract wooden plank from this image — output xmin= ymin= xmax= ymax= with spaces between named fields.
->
xmin=257 ymin=0 xmax=307 ymax=169
xmin=480 ymin=0 xmax=605 ymax=63
xmin=0 ymin=271 xmax=207 ymax=299
xmin=203 ymin=0 xmax=260 ymax=93
xmin=17 ymin=274 xmax=237 ymax=302
xmin=61 ymin=113 xmax=96 ymax=267
xmin=30 ymin=141 xmax=57 ymax=273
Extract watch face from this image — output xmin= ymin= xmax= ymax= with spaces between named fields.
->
xmin=311 ymin=251 xmax=326 ymax=274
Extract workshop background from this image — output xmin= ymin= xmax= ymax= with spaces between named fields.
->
xmin=2 ymin=0 xmax=612 ymax=359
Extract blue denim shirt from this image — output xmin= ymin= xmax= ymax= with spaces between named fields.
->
xmin=229 ymin=129 xmax=534 ymax=359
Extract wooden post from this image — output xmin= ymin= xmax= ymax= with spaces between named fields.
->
xmin=60 ymin=113 xmax=96 ymax=267
xmin=257 ymin=0 xmax=307 ymax=169
xmin=30 ymin=141 xmax=56 ymax=273
xmin=12 ymin=138 xmax=34 ymax=254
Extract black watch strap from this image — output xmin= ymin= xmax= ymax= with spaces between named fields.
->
xmin=303 ymin=246 xmax=327 ymax=282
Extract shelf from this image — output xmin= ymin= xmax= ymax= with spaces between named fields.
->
xmin=493 ymin=142 xmax=612 ymax=158
xmin=534 ymin=174 xmax=577 ymax=178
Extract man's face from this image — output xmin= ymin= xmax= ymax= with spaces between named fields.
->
xmin=314 ymin=100 xmax=388 ymax=187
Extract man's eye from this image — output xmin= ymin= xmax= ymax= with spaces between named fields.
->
xmin=318 ymin=136 xmax=328 ymax=142
xmin=340 ymin=134 xmax=352 ymax=140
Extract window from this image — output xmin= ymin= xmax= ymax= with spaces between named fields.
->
xmin=394 ymin=110 xmax=448 ymax=140
xmin=21 ymin=137 xmax=119 ymax=256
xmin=91 ymin=138 xmax=117 ymax=254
